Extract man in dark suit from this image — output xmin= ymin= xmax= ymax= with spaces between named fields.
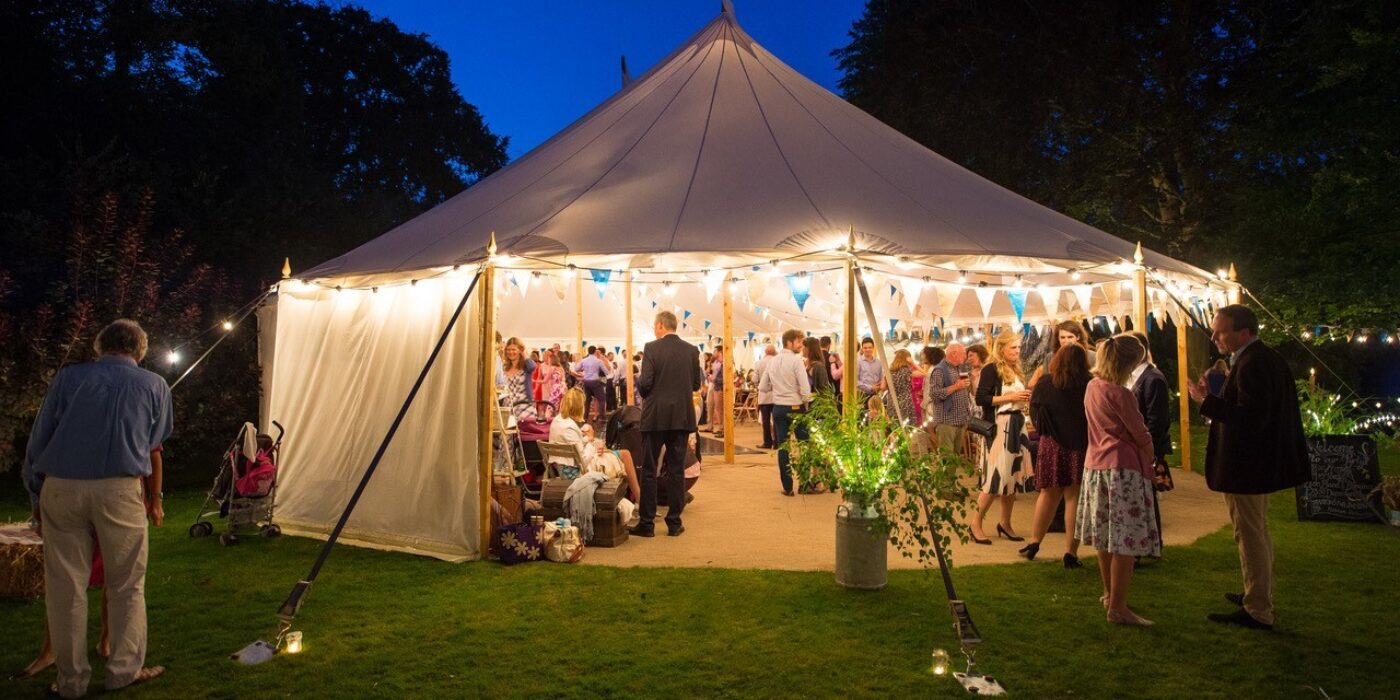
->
xmin=1188 ymin=304 xmax=1309 ymax=630
xmin=1126 ymin=331 xmax=1173 ymax=561
xmin=632 ymin=311 xmax=704 ymax=537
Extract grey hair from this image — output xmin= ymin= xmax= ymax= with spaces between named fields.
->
xmin=94 ymin=319 xmax=149 ymax=360
xmin=655 ymin=310 xmax=678 ymax=331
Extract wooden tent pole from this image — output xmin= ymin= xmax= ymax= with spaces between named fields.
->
xmin=723 ymin=277 xmax=735 ymax=463
xmin=1132 ymin=242 xmax=1148 ymax=332
xmin=1175 ymin=313 xmax=1192 ymax=473
xmin=625 ymin=274 xmax=635 ymax=406
xmin=842 ymin=227 xmax=858 ymax=412
xmin=476 ymin=235 xmax=499 ymax=555
xmin=1227 ymin=263 xmax=1241 ymax=304
xmin=575 ymin=274 xmax=584 ymax=355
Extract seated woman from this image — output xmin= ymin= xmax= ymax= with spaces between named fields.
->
xmin=547 ymin=388 xmax=642 ymax=500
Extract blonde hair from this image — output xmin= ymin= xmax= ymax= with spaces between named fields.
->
xmin=560 ymin=387 xmax=586 ymax=422
xmin=1095 ymin=335 xmax=1146 ymax=386
xmin=890 ymin=348 xmax=912 ymax=371
xmin=990 ymin=330 xmax=1024 ymax=384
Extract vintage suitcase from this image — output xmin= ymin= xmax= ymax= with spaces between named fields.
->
xmin=537 ymin=478 xmax=629 ymax=548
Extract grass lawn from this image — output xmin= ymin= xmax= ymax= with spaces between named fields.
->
xmin=1 ymin=425 xmax=1398 ymax=699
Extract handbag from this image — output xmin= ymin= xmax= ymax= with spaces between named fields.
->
xmin=967 ymin=414 xmax=997 ymax=440
xmin=496 ymin=522 xmax=544 ymax=565
xmin=541 ymin=521 xmax=585 ymax=563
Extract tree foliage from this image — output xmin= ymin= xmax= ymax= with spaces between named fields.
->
xmin=0 ymin=0 xmax=509 ymax=471
xmin=837 ymin=0 xmax=1400 ymax=389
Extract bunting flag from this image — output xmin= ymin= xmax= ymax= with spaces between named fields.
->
xmin=898 ymin=276 xmax=922 ymax=316
xmin=703 ymin=269 xmax=725 ymax=302
xmin=1007 ymin=290 xmax=1028 ymax=325
xmin=704 ymin=320 xmax=711 ymax=331
xmin=638 ymin=282 xmax=649 ymax=299
xmin=651 ymin=300 xmax=657 ymax=309
xmin=698 ymin=343 xmax=705 ymax=351
xmin=1037 ymin=287 xmax=1060 ymax=318
xmin=747 ymin=268 xmax=768 ymax=303
xmin=683 ymin=310 xmax=692 ymax=322
xmin=742 ymin=339 xmax=748 ymax=348
xmin=1072 ymin=285 xmax=1094 ymax=315
xmin=1147 ymin=313 xmax=1157 ymax=333
xmin=890 ymin=284 xmax=898 ymax=300
xmin=1101 ymin=282 xmax=1121 ymax=314
xmin=931 ymin=327 xmax=941 ymax=341
xmin=548 ymin=273 xmax=568 ymax=301
xmin=747 ymin=330 xmax=756 ymax=343
xmin=507 ymin=269 xmax=529 ymax=296
xmin=888 ymin=318 xmax=899 ymax=339
xmin=590 ymin=269 xmax=611 ymax=299
xmin=864 ymin=270 xmax=885 ymax=293
xmin=974 ymin=287 xmax=997 ymax=319
xmin=936 ymin=284 xmax=960 ymax=322
xmin=786 ymin=274 xmax=812 ymax=312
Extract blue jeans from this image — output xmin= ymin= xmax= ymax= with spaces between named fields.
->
xmin=772 ymin=405 xmax=809 ymax=493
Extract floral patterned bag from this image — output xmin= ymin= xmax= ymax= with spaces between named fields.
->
xmin=495 ymin=522 xmax=544 ymax=565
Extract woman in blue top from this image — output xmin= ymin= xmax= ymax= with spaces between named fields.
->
xmin=501 ymin=337 xmax=538 ymax=421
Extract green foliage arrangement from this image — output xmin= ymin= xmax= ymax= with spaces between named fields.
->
xmin=1296 ymin=381 xmax=1360 ymax=438
xmin=1377 ymin=475 xmax=1400 ymax=512
xmin=790 ymin=394 xmax=974 ymax=565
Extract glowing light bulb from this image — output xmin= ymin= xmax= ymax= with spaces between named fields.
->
xmin=221 ymin=320 xmax=234 ymax=331
xmin=930 ymin=649 xmax=951 ymax=676
xmin=1012 ymin=275 xmax=1024 ymax=288
xmin=957 ymin=271 xmax=968 ymax=285
xmin=1070 ymin=270 xmax=1082 ymax=281
xmin=166 ymin=351 xmax=180 ymax=365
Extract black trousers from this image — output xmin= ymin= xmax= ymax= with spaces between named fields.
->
xmin=640 ymin=429 xmax=689 ymax=532
xmin=583 ymin=380 xmax=606 ymax=420
xmin=605 ymin=380 xmax=618 ymax=411
xmin=759 ymin=403 xmax=774 ymax=446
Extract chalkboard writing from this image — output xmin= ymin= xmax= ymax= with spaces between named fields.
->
xmin=1295 ymin=435 xmax=1382 ymax=523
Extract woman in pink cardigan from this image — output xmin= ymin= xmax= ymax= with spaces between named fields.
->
xmin=1077 ymin=335 xmax=1161 ymax=626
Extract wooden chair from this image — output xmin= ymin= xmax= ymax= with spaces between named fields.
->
xmin=537 ymin=440 xmax=585 ymax=481
xmin=734 ymin=390 xmax=758 ymax=423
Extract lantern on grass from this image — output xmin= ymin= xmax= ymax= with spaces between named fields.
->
xmin=283 ymin=631 xmax=304 ymax=655
xmin=929 ymin=648 xmax=951 ymax=676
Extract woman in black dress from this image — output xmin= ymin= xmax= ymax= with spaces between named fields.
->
xmin=1024 ymin=343 xmax=1092 ymax=568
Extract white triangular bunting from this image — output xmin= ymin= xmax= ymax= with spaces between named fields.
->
xmin=1036 ymin=287 xmax=1060 ymax=319
xmin=898 ymin=276 xmax=922 ymax=316
xmin=1073 ymin=285 xmax=1094 ymax=315
xmin=974 ymin=287 xmax=997 ymax=320
xmin=936 ymin=284 xmax=960 ymax=322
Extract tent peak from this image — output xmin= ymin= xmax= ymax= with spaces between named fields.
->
xmin=721 ymin=0 xmax=737 ymax=20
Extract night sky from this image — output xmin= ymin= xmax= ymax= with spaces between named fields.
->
xmin=350 ymin=0 xmax=867 ymax=159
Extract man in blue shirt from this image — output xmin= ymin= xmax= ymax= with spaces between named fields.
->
xmin=575 ymin=346 xmax=608 ymax=422
xmin=24 ymin=319 xmax=172 ymax=697
xmin=855 ymin=337 xmax=884 ymax=401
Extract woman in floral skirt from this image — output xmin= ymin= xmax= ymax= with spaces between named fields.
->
xmin=1078 ymin=335 xmax=1161 ymax=626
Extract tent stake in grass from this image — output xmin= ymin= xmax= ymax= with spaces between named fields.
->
xmin=234 ymin=268 xmax=485 ymax=664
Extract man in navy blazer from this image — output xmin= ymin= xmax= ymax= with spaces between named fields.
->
xmin=1188 ymin=305 xmax=1309 ymax=630
xmin=633 ymin=311 xmax=704 ymax=537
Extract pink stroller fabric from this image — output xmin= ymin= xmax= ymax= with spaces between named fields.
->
xmin=236 ymin=450 xmax=277 ymax=497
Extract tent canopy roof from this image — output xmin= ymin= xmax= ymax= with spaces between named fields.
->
xmin=304 ymin=10 xmax=1212 ymax=286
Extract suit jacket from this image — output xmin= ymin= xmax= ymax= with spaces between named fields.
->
xmin=1131 ymin=364 xmax=1173 ymax=458
xmin=638 ymin=333 xmax=704 ymax=432
xmin=1200 ymin=340 xmax=1310 ymax=494
xmin=974 ymin=364 xmax=1004 ymax=422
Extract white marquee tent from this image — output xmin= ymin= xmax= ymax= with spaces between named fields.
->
xmin=259 ymin=7 xmax=1230 ymax=561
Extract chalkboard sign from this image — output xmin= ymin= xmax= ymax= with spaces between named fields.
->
xmin=1295 ymin=435 xmax=1382 ymax=523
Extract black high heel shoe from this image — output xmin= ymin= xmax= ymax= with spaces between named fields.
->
xmin=996 ymin=524 xmax=1025 ymax=542
xmin=969 ymin=529 xmax=992 ymax=545
xmin=1063 ymin=553 xmax=1083 ymax=569
xmin=1018 ymin=541 xmax=1040 ymax=560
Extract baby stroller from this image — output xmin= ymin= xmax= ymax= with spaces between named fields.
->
xmin=189 ymin=421 xmax=285 ymax=546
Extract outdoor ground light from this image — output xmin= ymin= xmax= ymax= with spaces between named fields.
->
xmin=930 ymin=649 xmax=950 ymax=676
xmin=283 ymin=631 xmax=303 ymax=654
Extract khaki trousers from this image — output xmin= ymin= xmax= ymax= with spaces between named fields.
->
xmin=934 ymin=424 xmax=967 ymax=452
xmin=40 ymin=477 xmax=149 ymax=698
xmin=1224 ymin=493 xmax=1274 ymax=625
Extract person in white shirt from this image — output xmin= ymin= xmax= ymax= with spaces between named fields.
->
xmin=754 ymin=345 xmax=778 ymax=448
xmin=758 ymin=330 xmax=813 ymax=496
xmin=547 ymin=388 xmax=641 ymax=500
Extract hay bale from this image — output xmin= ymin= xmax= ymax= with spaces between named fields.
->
xmin=0 ymin=524 xmax=44 ymax=598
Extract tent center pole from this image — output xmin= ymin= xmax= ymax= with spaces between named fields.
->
xmin=723 ymin=279 xmax=735 ymax=463
xmin=625 ymin=274 xmax=635 ymax=406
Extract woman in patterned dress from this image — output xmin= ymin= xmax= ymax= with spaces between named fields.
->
xmin=1077 ymin=336 xmax=1160 ymax=626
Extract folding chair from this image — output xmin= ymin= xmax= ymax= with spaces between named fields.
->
xmin=537 ymin=440 xmax=586 ymax=482
xmin=734 ymin=390 xmax=758 ymax=423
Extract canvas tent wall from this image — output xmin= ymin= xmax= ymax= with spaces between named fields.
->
xmin=261 ymin=8 xmax=1227 ymax=562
